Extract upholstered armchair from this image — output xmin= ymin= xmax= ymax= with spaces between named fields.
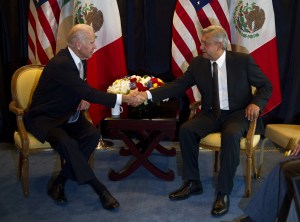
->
xmin=259 ymin=124 xmax=300 ymax=175
xmin=189 ymin=100 xmax=261 ymax=197
xmin=9 ymin=64 xmax=93 ymax=197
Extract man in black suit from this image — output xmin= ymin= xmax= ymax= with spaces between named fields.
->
xmin=239 ymin=139 xmax=300 ymax=222
xmin=24 ymin=24 xmax=143 ymax=210
xmin=139 ymin=25 xmax=272 ymax=216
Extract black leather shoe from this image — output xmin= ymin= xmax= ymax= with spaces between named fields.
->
xmin=169 ymin=180 xmax=203 ymax=200
xmin=100 ymin=190 xmax=120 ymax=210
xmin=211 ymin=193 xmax=230 ymax=216
xmin=47 ymin=183 xmax=67 ymax=204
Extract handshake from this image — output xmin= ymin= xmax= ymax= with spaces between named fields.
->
xmin=122 ymin=89 xmax=149 ymax=107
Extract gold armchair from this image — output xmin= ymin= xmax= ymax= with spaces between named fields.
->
xmin=9 ymin=64 xmax=93 ymax=197
xmin=189 ymin=101 xmax=261 ymax=197
xmin=259 ymin=124 xmax=300 ymax=174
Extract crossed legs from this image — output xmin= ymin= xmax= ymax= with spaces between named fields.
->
xmin=46 ymin=115 xmax=119 ymax=210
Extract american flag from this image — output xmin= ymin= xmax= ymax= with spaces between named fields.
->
xmin=28 ymin=0 xmax=61 ymax=65
xmin=172 ymin=0 xmax=231 ymax=102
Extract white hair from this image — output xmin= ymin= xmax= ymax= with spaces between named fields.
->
xmin=202 ymin=25 xmax=229 ymax=49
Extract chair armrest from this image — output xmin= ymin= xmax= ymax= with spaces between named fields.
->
xmin=244 ymin=119 xmax=257 ymax=155
xmin=9 ymin=101 xmax=30 ymax=151
xmin=246 ymin=119 xmax=257 ymax=140
xmin=9 ymin=101 xmax=24 ymax=115
xmin=83 ymin=110 xmax=93 ymax=124
xmin=189 ymin=101 xmax=201 ymax=119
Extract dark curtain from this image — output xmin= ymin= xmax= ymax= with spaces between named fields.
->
xmin=0 ymin=0 xmax=300 ymax=142
xmin=117 ymin=0 xmax=177 ymax=81
xmin=264 ymin=0 xmax=300 ymax=124
xmin=0 ymin=0 xmax=28 ymax=142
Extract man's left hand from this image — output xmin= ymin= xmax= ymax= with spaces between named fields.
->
xmin=78 ymin=100 xmax=90 ymax=111
xmin=245 ymin=104 xmax=260 ymax=121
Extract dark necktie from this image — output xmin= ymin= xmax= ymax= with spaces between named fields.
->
xmin=81 ymin=60 xmax=87 ymax=81
xmin=212 ymin=62 xmax=221 ymax=118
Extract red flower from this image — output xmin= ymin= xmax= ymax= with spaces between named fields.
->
xmin=130 ymin=77 xmax=137 ymax=82
xmin=136 ymin=82 xmax=148 ymax=91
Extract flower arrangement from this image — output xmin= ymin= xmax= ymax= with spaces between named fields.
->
xmin=107 ymin=75 xmax=164 ymax=95
xmin=107 ymin=75 xmax=165 ymax=118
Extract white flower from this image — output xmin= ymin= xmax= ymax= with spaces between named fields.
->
xmin=107 ymin=78 xmax=130 ymax=94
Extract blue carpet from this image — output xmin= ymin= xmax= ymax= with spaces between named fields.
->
xmin=0 ymin=141 xmax=287 ymax=222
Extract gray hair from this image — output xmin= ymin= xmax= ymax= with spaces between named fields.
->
xmin=202 ymin=25 xmax=229 ymax=49
xmin=66 ymin=24 xmax=94 ymax=46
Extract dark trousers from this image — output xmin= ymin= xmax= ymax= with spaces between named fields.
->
xmin=46 ymin=114 xmax=100 ymax=185
xmin=179 ymin=109 xmax=249 ymax=194
xmin=244 ymin=157 xmax=300 ymax=222
xmin=278 ymin=158 xmax=300 ymax=221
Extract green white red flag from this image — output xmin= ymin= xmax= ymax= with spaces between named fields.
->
xmin=229 ymin=0 xmax=281 ymax=114
xmin=72 ymin=0 xmax=127 ymax=125
xmin=29 ymin=0 xmax=127 ymax=125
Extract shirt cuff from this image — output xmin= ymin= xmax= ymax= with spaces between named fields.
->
xmin=146 ymin=90 xmax=153 ymax=101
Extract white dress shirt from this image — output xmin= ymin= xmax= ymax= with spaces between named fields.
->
xmin=211 ymin=51 xmax=229 ymax=110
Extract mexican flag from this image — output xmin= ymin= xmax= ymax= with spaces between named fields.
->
xmin=56 ymin=0 xmax=127 ymax=125
xmin=229 ymin=0 xmax=281 ymax=115
xmin=56 ymin=0 xmax=74 ymax=52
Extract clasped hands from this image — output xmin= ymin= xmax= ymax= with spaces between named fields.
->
xmin=122 ymin=89 xmax=148 ymax=107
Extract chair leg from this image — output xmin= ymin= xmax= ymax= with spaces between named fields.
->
xmin=18 ymin=153 xmax=23 ymax=179
xmin=251 ymin=151 xmax=259 ymax=179
xmin=21 ymin=155 xmax=29 ymax=198
xmin=245 ymin=154 xmax=252 ymax=197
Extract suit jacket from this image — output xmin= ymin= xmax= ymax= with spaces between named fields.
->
xmin=151 ymin=51 xmax=272 ymax=113
xmin=24 ymin=48 xmax=117 ymax=142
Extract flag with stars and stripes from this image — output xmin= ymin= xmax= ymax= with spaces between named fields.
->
xmin=171 ymin=0 xmax=231 ymax=103
xmin=28 ymin=0 xmax=61 ymax=65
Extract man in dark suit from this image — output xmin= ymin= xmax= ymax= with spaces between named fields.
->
xmin=24 ymin=24 xmax=143 ymax=210
xmin=239 ymin=139 xmax=300 ymax=222
xmin=139 ymin=25 xmax=272 ymax=216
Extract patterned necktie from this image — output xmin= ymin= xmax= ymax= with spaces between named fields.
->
xmin=81 ymin=60 xmax=87 ymax=81
xmin=212 ymin=62 xmax=221 ymax=118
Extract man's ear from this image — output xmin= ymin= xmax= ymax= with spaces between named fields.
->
xmin=75 ymin=40 xmax=82 ymax=51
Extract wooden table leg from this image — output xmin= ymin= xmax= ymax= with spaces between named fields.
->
xmin=156 ymin=144 xmax=176 ymax=156
xmin=108 ymin=130 xmax=175 ymax=181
